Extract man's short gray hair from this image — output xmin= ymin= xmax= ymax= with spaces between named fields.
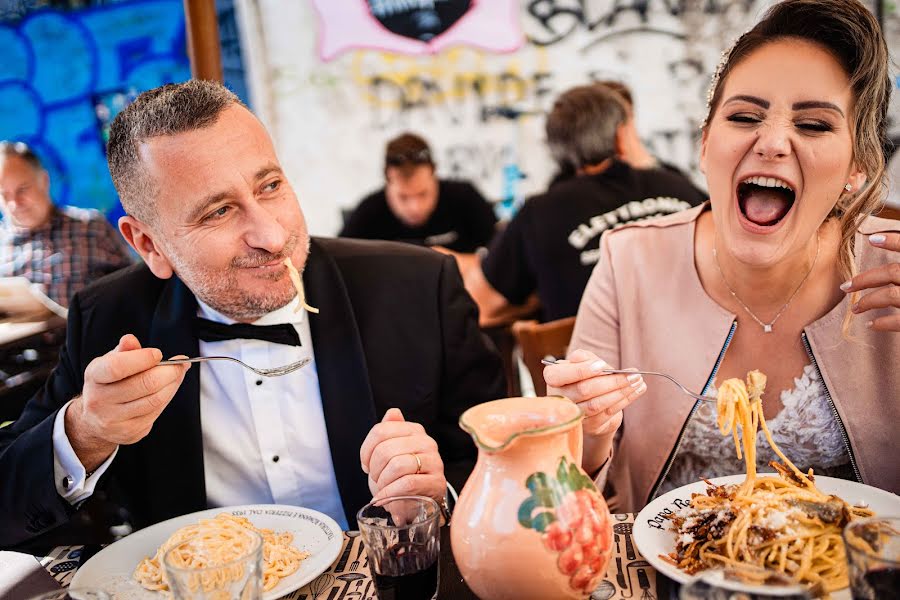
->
xmin=545 ymin=84 xmax=627 ymax=171
xmin=107 ymin=80 xmax=244 ymax=223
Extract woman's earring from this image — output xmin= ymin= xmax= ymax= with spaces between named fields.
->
xmin=844 ymin=183 xmax=852 ymax=192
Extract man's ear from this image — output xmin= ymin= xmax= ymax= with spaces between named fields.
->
xmin=614 ymin=125 xmax=627 ymax=159
xmin=38 ymin=169 xmax=50 ymax=193
xmin=119 ymin=216 xmax=174 ymax=279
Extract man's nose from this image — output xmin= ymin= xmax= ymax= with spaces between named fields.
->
xmin=243 ymin=201 xmax=289 ymax=253
xmin=753 ymin=122 xmax=792 ymax=160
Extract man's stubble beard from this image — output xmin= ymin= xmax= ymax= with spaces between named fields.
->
xmin=166 ymin=232 xmax=310 ymax=322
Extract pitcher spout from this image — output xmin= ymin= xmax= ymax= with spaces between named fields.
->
xmin=458 ymin=396 xmax=583 ymax=454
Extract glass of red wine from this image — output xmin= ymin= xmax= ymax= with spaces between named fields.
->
xmin=357 ymin=495 xmax=441 ymax=600
xmin=843 ymin=515 xmax=900 ymax=600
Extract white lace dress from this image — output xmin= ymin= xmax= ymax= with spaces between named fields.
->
xmin=659 ymin=363 xmax=852 ymax=495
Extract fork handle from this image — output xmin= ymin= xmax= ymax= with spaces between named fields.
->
xmin=158 ymin=357 xmax=209 ymax=366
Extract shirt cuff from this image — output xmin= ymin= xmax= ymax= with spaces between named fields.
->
xmin=52 ymin=400 xmax=118 ymax=504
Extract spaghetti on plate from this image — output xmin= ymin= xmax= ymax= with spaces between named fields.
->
xmin=134 ymin=513 xmax=309 ymax=593
xmin=662 ymin=370 xmax=872 ymax=596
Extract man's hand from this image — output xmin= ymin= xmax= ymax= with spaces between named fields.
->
xmin=65 ymin=334 xmax=191 ymax=471
xmin=360 ymin=408 xmax=446 ymax=502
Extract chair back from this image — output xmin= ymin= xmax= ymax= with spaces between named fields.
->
xmin=511 ymin=317 xmax=576 ymax=396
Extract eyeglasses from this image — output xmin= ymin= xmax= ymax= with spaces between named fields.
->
xmin=385 ymin=149 xmax=432 ymax=167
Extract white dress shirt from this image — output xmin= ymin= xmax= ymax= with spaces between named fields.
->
xmin=53 ymin=298 xmax=349 ymax=530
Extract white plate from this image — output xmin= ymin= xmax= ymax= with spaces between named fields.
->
xmin=71 ymin=504 xmax=343 ymax=600
xmin=633 ymin=475 xmax=900 ymax=599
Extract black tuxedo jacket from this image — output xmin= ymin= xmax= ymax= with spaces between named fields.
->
xmin=0 ymin=238 xmax=505 ymax=547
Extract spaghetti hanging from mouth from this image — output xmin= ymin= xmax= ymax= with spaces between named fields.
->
xmin=284 ymin=257 xmax=319 ymax=314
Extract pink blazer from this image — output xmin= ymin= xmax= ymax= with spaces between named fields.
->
xmin=571 ymin=204 xmax=900 ymax=512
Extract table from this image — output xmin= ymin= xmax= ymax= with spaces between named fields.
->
xmin=33 ymin=513 xmax=675 ymax=600
xmin=0 ymin=315 xmax=66 ymax=423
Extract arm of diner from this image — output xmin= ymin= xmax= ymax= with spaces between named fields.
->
xmin=52 ymin=399 xmax=118 ymax=503
xmin=0 ymin=300 xmax=89 ymax=546
xmin=457 ymin=258 xmax=534 ymax=326
xmin=0 ymin=291 xmax=188 ymax=547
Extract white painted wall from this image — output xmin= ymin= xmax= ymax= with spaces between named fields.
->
xmin=237 ymin=0 xmax=900 ymax=236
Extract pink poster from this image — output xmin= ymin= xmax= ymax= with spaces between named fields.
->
xmin=311 ymin=0 xmax=524 ymax=61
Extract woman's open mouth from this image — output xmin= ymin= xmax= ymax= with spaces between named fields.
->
xmin=736 ymin=175 xmax=796 ymax=228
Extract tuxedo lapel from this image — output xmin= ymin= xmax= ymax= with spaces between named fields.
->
xmin=305 ymin=239 xmax=377 ymax=527
xmin=142 ymin=276 xmax=205 ymax=522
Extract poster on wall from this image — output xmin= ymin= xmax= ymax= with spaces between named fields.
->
xmin=312 ymin=0 xmax=524 ymax=60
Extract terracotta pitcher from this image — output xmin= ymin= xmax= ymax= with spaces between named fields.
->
xmin=451 ymin=396 xmax=613 ymax=600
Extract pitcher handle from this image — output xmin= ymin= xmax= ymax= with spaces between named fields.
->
xmin=568 ymin=420 xmax=583 ymax=466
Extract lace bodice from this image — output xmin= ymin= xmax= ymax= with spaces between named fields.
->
xmin=659 ymin=363 xmax=851 ymax=494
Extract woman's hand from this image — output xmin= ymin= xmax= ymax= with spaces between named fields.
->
xmin=543 ymin=349 xmax=647 ymax=473
xmin=842 ymin=233 xmax=900 ymax=332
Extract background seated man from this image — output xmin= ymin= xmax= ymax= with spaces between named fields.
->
xmin=467 ymin=84 xmax=706 ymax=322
xmin=0 ymin=81 xmax=505 ymax=549
xmin=340 ymin=132 xmax=497 ymax=255
xmin=0 ymin=142 xmax=132 ymax=308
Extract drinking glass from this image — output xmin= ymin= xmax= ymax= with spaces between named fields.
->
xmin=163 ymin=528 xmax=263 ymax=600
xmin=843 ymin=515 xmax=900 ymax=600
xmin=357 ymin=495 xmax=441 ymax=600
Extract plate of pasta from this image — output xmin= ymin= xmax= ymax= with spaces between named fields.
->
xmin=70 ymin=504 xmax=343 ymax=599
xmin=633 ymin=370 xmax=900 ymax=599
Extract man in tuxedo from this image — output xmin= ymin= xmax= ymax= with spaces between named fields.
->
xmin=0 ymin=80 xmax=505 ymax=548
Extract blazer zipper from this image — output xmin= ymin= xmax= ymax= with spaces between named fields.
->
xmin=801 ymin=332 xmax=862 ymax=482
xmin=647 ymin=320 xmax=738 ymax=502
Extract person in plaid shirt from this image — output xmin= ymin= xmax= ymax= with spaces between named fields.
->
xmin=0 ymin=142 xmax=132 ymax=308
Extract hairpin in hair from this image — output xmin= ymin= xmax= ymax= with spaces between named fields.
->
xmin=700 ymin=31 xmax=750 ymax=130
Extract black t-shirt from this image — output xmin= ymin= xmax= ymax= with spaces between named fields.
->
xmin=482 ymin=161 xmax=706 ymax=321
xmin=340 ymin=179 xmax=497 ymax=253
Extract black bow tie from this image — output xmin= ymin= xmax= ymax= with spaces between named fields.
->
xmin=195 ymin=317 xmax=302 ymax=347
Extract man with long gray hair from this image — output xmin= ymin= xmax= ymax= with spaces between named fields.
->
xmin=469 ymin=84 xmax=705 ymax=322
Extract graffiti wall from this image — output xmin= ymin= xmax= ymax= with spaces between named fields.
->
xmin=0 ymin=0 xmax=248 ymax=222
xmin=0 ymin=0 xmax=189 ymax=221
xmin=247 ymin=0 xmax=900 ymax=236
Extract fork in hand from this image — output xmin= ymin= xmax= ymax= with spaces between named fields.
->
xmin=541 ymin=357 xmax=716 ymax=403
xmin=159 ymin=356 xmax=312 ymax=377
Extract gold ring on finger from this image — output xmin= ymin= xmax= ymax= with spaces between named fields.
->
xmin=412 ymin=452 xmax=422 ymax=475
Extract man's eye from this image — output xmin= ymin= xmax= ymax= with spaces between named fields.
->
xmin=205 ymin=206 xmax=230 ymax=221
xmin=263 ymin=180 xmax=281 ymax=193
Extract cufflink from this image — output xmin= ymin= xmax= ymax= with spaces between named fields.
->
xmin=62 ymin=475 xmax=73 ymax=490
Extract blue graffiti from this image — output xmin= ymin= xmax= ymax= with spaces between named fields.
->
xmin=0 ymin=0 xmax=191 ymax=218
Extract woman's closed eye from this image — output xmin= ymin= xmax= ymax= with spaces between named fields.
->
xmin=795 ymin=120 xmax=833 ymax=133
xmin=726 ymin=113 xmax=762 ymax=125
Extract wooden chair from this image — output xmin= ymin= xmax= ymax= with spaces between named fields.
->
xmin=512 ymin=317 xmax=576 ymax=397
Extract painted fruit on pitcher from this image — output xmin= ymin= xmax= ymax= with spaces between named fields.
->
xmin=519 ymin=456 xmax=613 ymax=595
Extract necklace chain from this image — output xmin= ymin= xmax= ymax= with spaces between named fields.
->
xmin=712 ymin=233 xmax=820 ymax=333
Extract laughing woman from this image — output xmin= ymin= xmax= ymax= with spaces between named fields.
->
xmin=544 ymin=0 xmax=900 ymax=512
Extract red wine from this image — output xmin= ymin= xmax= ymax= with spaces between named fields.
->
xmin=851 ymin=567 xmax=900 ymax=600
xmin=372 ymin=541 xmax=439 ymax=600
